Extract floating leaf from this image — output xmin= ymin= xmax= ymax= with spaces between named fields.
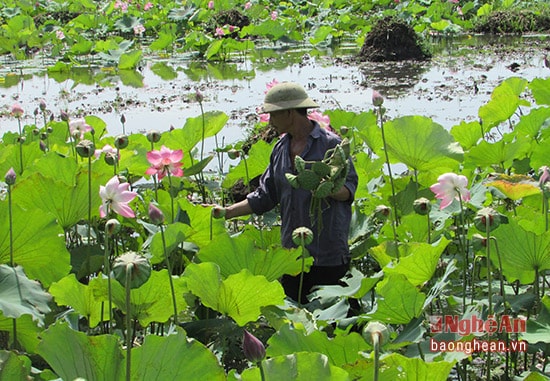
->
xmin=485 ymin=173 xmax=541 ymax=200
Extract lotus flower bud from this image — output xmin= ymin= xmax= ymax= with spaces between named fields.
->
xmin=4 ymin=168 xmax=16 ymax=185
xmin=39 ymin=99 xmax=47 ymax=111
xmin=49 ymin=114 xmax=55 ymax=122
xmin=211 ymin=206 xmax=226 ymax=219
xmin=114 ymin=134 xmax=129 ymax=149
xmin=292 ymin=226 xmax=314 ymax=246
xmin=195 ymin=88 xmax=204 ymax=103
xmin=60 ymin=110 xmax=69 ymax=122
xmin=362 ymin=321 xmax=390 ymax=347
xmin=372 ymin=90 xmax=384 ymax=107
xmin=112 ymin=252 xmax=152 ymax=289
xmin=227 ymin=149 xmax=240 ymax=160
xmin=105 ymin=219 xmax=121 ymax=236
xmin=76 ymin=139 xmax=96 ymax=158
xmin=120 ymin=114 xmax=126 ymax=124
xmin=242 ymin=330 xmax=266 ymax=363
xmin=474 ymin=207 xmax=504 ymax=233
xmin=39 ymin=140 xmax=47 ymax=152
xmin=32 ymin=128 xmax=40 ymax=136
xmin=34 ymin=108 xmax=39 ymax=117
xmin=373 ymin=205 xmax=391 ymax=221
xmin=10 ymin=103 xmax=24 ymax=118
xmin=539 ymin=166 xmax=550 ymax=187
xmin=47 ymin=126 xmax=53 ymax=134
xmin=146 ymin=130 xmax=161 ymax=143
xmin=413 ymin=197 xmax=431 ymax=216
xmin=148 ymin=203 xmax=165 ymax=225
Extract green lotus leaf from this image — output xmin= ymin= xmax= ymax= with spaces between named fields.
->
xmin=37 ymin=322 xmax=123 ymax=381
xmin=450 ymin=120 xmax=483 ymax=150
xmin=184 ymin=263 xmax=285 ymax=326
xmin=0 ymin=350 xmax=31 ymax=380
xmin=238 ymin=351 xmax=349 ymax=381
xmin=0 ymin=205 xmax=70 ymax=286
xmin=381 ymin=352 xmax=455 ymax=381
xmin=492 ymin=217 xmax=550 ymax=284
xmin=514 ymin=107 xmax=550 ymax=139
xmin=0 ymin=264 xmax=51 ymax=324
xmin=384 ymin=115 xmax=462 ymax=172
xmin=484 ymin=173 xmax=541 ymax=201
xmin=198 ymin=231 xmax=311 ymax=281
xmin=222 ymin=139 xmax=275 ymax=188
xmin=520 ymin=295 xmax=550 ymax=344
xmin=479 ymin=77 xmax=528 ymax=128
xmin=0 ymin=313 xmax=41 ymax=353
xmin=529 ymin=77 xmax=550 ymax=106
xmin=464 ymin=136 xmax=530 ymax=170
xmin=132 ymin=327 xmax=225 ymax=380
xmin=267 ymin=323 xmax=369 ymax=367
xmin=368 ymin=273 xmax=426 ymax=324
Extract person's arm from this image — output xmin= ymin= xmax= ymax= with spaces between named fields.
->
xmin=212 ymin=199 xmax=254 ymax=220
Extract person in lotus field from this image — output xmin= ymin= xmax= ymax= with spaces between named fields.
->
xmin=213 ymin=82 xmax=358 ymax=305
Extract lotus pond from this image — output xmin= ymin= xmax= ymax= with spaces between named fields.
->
xmin=1 ymin=1 xmax=550 ymax=380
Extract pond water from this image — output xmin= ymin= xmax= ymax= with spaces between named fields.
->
xmin=0 ymin=34 xmax=548 ymax=151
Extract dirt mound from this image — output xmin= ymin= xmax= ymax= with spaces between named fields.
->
xmin=475 ymin=10 xmax=550 ymax=34
xmin=358 ymin=16 xmax=431 ymax=62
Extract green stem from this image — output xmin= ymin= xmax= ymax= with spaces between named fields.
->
xmin=426 ymin=212 xmax=431 ymax=244
xmin=88 ymin=156 xmax=92 ymax=244
xmin=242 ymin=153 xmax=250 ymax=193
xmin=7 ymin=185 xmax=18 ymax=349
xmin=297 ymin=237 xmax=306 ymax=308
xmin=161 ymin=225 xmax=178 ymax=324
xmin=167 ymin=173 xmax=175 ymax=223
xmin=104 ymin=235 xmax=113 ymax=334
xmin=489 ymin=237 xmax=506 ymax=309
xmin=125 ymin=265 xmax=132 ymax=381
xmin=373 ymin=332 xmax=380 ymax=381
xmin=458 ymin=196 xmax=468 ymax=313
xmin=543 ymin=196 xmax=548 ymax=232
xmin=259 ymin=361 xmax=266 ymax=381
xmin=485 ymin=220 xmax=492 ymax=317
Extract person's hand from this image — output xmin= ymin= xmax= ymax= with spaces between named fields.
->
xmin=211 ymin=205 xmax=226 ymax=219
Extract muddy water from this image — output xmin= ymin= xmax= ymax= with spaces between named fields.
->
xmin=0 ymin=35 xmax=548 ymax=150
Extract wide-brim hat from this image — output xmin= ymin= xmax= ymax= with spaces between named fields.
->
xmin=261 ymin=82 xmax=319 ymax=113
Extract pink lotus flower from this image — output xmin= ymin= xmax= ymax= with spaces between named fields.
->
xmin=308 ymin=110 xmax=330 ymax=129
xmin=265 ymin=79 xmax=279 ymax=93
xmin=372 ymin=90 xmax=384 ymax=107
xmin=244 ymin=1 xmax=252 ymax=10
xmin=208 ymin=0 xmax=214 ymax=9
xmin=10 ymin=103 xmax=24 ymax=118
xmin=55 ymin=30 xmax=65 ymax=40
xmin=99 ymin=176 xmax=137 ymax=218
xmin=430 ymin=173 xmax=471 ymax=210
xmin=270 ymin=11 xmax=278 ymax=20
xmin=69 ymin=118 xmax=92 ymax=139
xmin=259 ymin=112 xmax=270 ymax=123
xmin=144 ymin=2 xmax=153 ymax=10
xmin=133 ymin=24 xmax=146 ymax=35
xmin=215 ymin=27 xmax=225 ymax=37
xmin=114 ymin=0 xmax=128 ymax=11
xmin=145 ymin=145 xmax=184 ymax=180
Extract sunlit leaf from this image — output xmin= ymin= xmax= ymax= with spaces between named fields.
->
xmin=267 ymin=324 xmax=369 ymax=367
xmin=37 ymin=322 xmax=123 ymax=381
xmin=184 ymin=263 xmax=285 ymax=326
xmin=514 ymin=107 xmax=550 ymax=139
xmin=464 ymin=136 xmax=530 ymax=170
xmin=478 ymin=77 xmax=528 ymax=128
xmin=222 ymin=139 xmax=275 ymax=188
xmin=450 ymin=120 xmax=483 ymax=150
xmin=529 ymin=77 xmax=550 ymax=105
xmin=0 ymin=265 xmax=51 ymax=325
xmin=381 ymin=352 xmax=455 ymax=381
xmin=484 ymin=173 xmax=541 ymax=201
xmin=0 ymin=313 xmax=41 ymax=353
xmin=132 ymin=327 xmax=225 ymax=380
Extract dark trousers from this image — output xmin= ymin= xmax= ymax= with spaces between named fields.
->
xmin=281 ymin=264 xmax=349 ymax=304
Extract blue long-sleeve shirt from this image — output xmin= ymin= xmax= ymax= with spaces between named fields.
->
xmin=247 ymin=122 xmax=358 ymax=266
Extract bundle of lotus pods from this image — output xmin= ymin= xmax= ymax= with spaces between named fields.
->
xmin=285 ymin=138 xmax=351 ymax=198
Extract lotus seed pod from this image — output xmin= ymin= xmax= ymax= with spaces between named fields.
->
xmin=473 ymin=207 xmax=502 ymax=233
xmin=313 ymin=181 xmax=334 ymax=198
xmin=471 ymin=233 xmax=487 ymax=251
xmin=17 ymin=136 xmax=26 ymax=144
xmin=104 ymin=152 xmax=117 ymax=166
xmin=112 ymin=252 xmax=152 ymax=289
xmin=339 ymin=126 xmax=349 ymax=135
xmin=47 ymin=126 xmax=54 ymax=134
xmin=413 ymin=197 xmax=431 ymax=216
xmin=32 ymin=128 xmax=40 ymax=136
xmin=373 ymin=205 xmax=391 ymax=221
xmin=297 ymin=170 xmax=321 ymax=191
xmin=242 ymin=330 xmax=265 ymax=363
xmin=362 ymin=321 xmax=390 ymax=346
xmin=146 ymin=130 xmax=161 ymax=143
xmin=211 ymin=206 xmax=226 ymax=219
xmin=227 ymin=149 xmax=240 ymax=160
xmin=292 ymin=226 xmax=314 ymax=246
xmin=105 ymin=219 xmax=121 ymax=236
xmin=76 ymin=139 xmax=95 ymax=158
xmin=294 ymin=155 xmax=306 ymax=173
xmin=312 ymin=161 xmax=331 ymax=178
xmin=114 ymin=134 xmax=129 ymax=149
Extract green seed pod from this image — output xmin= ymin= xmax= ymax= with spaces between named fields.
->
xmin=473 ymin=207 xmax=503 ymax=233
xmin=76 ymin=139 xmax=95 ymax=158
xmin=297 ymin=170 xmax=321 ymax=191
xmin=362 ymin=321 xmax=390 ymax=346
xmin=112 ymin=252 xmax=152 ymax=289
xmin=413 ymin=197 xmax=432 ymax=216
xmin=312 ymin=161 xmax=331 ymax=178
xmin=314 ymin=181 xmax=334 ymax=198
xmin=294 ymin=155 xmax=306 ymax=173
xmin=331 ymin=175 xmax=346 ymax=193
xmin=285 ymin=173 xmax=300 ymax=188
xmin=292 ymin=226 xmax=314 ymax=246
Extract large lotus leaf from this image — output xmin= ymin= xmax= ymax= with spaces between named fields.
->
xmin=49 ymin=274 xmax=107 ymax=328
xmin=237 ymin=352 xmax=349 ymax=381
xmin=464 ymin=135 xmax=531 ymax=170
xmin=184 ymin=263 xmax=285 ymax=326
xmin=222 ymin=139 xmax=275 ymax=188
xmin=0 ymin=265 xmax=51 ymax=325
xmin=37 ymin=322 xmax=123 ymax=381
xmin=478 ymin=77 xmax=528 ymax=128
xmin=175 ymin=197 xmax=227 ymax=249
xmin=450 ymin=120 xmax=483 ymax=150
xmin=384 ymin=238 xmax=449 ymax=286
xmin=0 ymin=313 xmax=41 ymax=353
xmin=368 ymin=273 xmax=426 ymax=324
xmin=311 ymin=268 xmax=383 ymax=300
xmin=383 ymin=116 xmax=462 ymax=171
xmin=161 ymin=111 xmax=229 ymax=158
xmin=492 ymin=218 xmax=550 ymax=284
xmin=131 ymin=327 xmax=225 ymax=380
xmin=529 ymin=77 xmax=550 ymax=105
xmin=0 ymin=144 xmax=43 ymax=180
xmin=325 ymin=109 xmax=377 ymax=131
xmin=514 ymin=107 xmax=550 ymax=139
xmin=355 ymin=121 xmax=383 ymax=156
xmin=27 ymin=151 xmax=79 ymax=186
xmin=354 ymin=153 xmax=385 ymax=200
xmin=484 ymin=173 xmax=541 ymax=201
xmin=0 ymin=350 xmax=31 ymax=381
xmin=0 ymin=205 xmax=70 ymax=286
xmin=198 ymin=232 xmax=311 ymax=281
xmin=149 ymin=222 xmax=186 ymax=265
xmin=520 ymin=295 xmax=550 ymax=344
xmin=109 ymin=269 xmax=188 ymax=326
xmin=530 ymin=134 xmax=550 ymax=171
xmin=267 ymin=323 xmax=369 ymax=368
